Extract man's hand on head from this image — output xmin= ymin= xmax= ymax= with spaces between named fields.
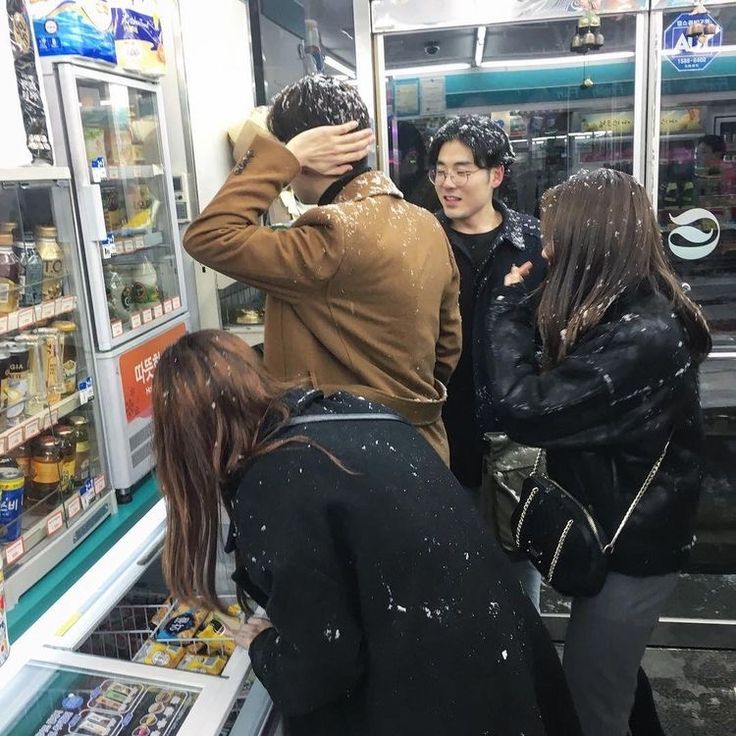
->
xmin=286 ymin=122 xmax=374 ymax=176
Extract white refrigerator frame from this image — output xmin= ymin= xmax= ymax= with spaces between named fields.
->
xmin=53 ymin=62 xmax=189 ymax=352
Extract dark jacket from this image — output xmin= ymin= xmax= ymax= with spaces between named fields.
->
xmin=438 ymin=202 xmax=546 ymax=487
xmin=485 ymin=283 xmax=704 ymax=576
xmin=227 ymin=389 xmax=581 ymax=736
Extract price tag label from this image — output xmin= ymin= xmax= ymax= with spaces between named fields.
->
xmin=78 ymin=377 xmax=94 ymax=405
xmin=94 ymin=475 xmax=106 ymax=496
xmin=24 ymin=417 xmax=39 ymax=439
xmin=111 ymin=320 xmax=124 ymax=338
xmin=142 ymin=308 xmax=153 ymax=324
xmin=81 ymin=479 xmax=94 ymax=509
xmin=6 ymin=311 xmax=18 ymax=331
xmin=0 ymin=316 xmax=7 ymax=334
xmin=124 ymin=239 xmax=135 ymax=254
xmin=41 ymin=412 xmax=51 ymax=430
xmin=61 ymin=296 xmax=76 ymax=313
xmin=134 ymin=235 xmax=145 ymax=250
xmin=65 ymin=495 xmax=82 ymax=519
xmin=6 ymin=538 xmax=24 ymax=565
xmin=130 ymin=312 xmax=142 ymax=329
xmin=18 ymin=307 xmax=34 ymax=329
xmin=55 ymin=297 xmax=64 ymax=315
xmin=47 ymin=510 xmax=64 ymax=536
xmin=7 ymin=427 xmax=24 ymax=451
xmin=51 ymin=409 xmax=59 ymax=425
xmin=153 ymin=303 xmax=163 ymax=319
xmin=163 ymin=299 xmax=173 ymax=314
xmin=42 ymin=301 xmax=56 ymax=319
xmin=33 ymin=305 xmax=43 ymax=322
xmin=172 ymin=296 xmax=181 ymax=310
xmin=91 ymin=156 xmax=107 ymax=182
xmin=0 ymin=437 xmax=6 ymax=454
xmin=108 ymin=166 xmax=119 ymax=180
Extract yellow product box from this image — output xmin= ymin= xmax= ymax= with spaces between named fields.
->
xmin=134 ymin=639 xmax=185 ymax=669
xmin=177 ymin=654 xmax=227 ymax=676
xmin=190 ymin=612 xmax=236 ymax=656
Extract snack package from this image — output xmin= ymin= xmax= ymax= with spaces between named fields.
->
xmin=150 ymin=597 xmax=174 ymax=627
xmin=134 ymin=639 xmax=185 ymax=669
xmin=155 ymin=604 xmax=208 ymax=642
xmin=177 ymin=653 xmax=227 ymax=676
xmin=189 ymin=611 xmax=236 ymax=656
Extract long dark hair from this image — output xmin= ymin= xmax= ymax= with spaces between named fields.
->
xmin=537 ymin=169 xmax=711 ymax=366
xmin=152 ymin=331 xmax=296 ymax=612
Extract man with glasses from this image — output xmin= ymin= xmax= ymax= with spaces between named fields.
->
xmin=428 ymin=115 xmax=546 ymax=598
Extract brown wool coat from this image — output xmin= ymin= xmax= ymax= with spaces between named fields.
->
xmin=183 ymin=126 xmax=461 ymax=463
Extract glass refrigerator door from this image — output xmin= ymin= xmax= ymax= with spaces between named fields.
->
xmin=0 ymin=170 xmax=111 ymax=606
xmin=57 ymin=64 xmax=187 ymax=351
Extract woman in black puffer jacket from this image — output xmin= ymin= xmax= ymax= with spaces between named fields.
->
xmin=484 ymin=168 xmax=711 ymax=736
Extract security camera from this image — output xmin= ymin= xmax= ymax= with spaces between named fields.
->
xmin=424 ymin=41 xmax=441 ymax=56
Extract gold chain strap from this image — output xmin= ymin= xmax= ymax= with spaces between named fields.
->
xmin=547 ymin=519 xmax=574 ymax=584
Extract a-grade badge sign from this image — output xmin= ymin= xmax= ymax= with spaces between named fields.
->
xmin=664 ymin=12 xmax=723 ymax=72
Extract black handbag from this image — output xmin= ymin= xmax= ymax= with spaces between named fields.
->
xmin=510 ymin=437 xmax=671 ymax=597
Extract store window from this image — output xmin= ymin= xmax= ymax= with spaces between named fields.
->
xmin=659 ymin=6 xmax=736 ymax=351
xmin=383 ymin=15 xmax=639 ymax=216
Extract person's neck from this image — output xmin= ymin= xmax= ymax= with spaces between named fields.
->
xmin=451 ymin=203 xmax=502 ymax=235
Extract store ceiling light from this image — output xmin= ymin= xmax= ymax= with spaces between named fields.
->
xmin=480 ymin=50 xmax=634 ymax=69
xmin=474 ymin=26 xmax=487 ymax=68
xmin=324 ymin=55 xmax=356 ymax=78
xmin=388 ymin=62 xmax=472 ymax=77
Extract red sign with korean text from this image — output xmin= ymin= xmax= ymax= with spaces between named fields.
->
xmin=119 ymin=323 xmax=187 ymax=423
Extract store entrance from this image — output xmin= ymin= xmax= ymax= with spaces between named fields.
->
xmin=372 ymin=4 xmax=736 ymax=658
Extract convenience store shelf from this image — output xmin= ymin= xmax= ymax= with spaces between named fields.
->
xmin=105 ymin=164 xmax=164 ymax=180
xmin=0 ymin=295 xmax=77 ymax=337
xmin=0 ymin=388 xmax=90 ymax=455
xmin=0 ymin=167 xmax=72 ymax=183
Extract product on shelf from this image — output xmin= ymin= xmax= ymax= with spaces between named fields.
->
xmin=6 ymin=343 xmax=31 ymax=422
xmin=0 ymin=465 xmax=24 ymax=542
xmin=55 ymin=425 xmax=76 ymax=495
xmin=0 ymin=235 xmax=20 ymax=315
xmin=104 ymin=266 xmax=133 ymax=323
xmin=131 ymin=258 xmax=160 ymax=306
xmin=0 ymin=555 xmax=8 ymax=667
xmin=10 ymin=443 xmax=30 ymax=478
xmin=68 ymin=415 xmax=91 ymax=486
xmin=34 ymin=327 xmax=64 ymax=405
xmin=19 ymin=238 xmax=43 ymax=307
xmin=52 ymin=320 xmax=78 ymax=395
xmin=0 ymin=223 xmax=15 ymax=237
xmin=188 ymin=611 xmax=236 ymax=656
xmin=134 ymin=639 xmax=185 ymax=669
xmin=35 ymin=226 xmax=64 ymax=301
xmin=155 ymin=603 xmax=208 ymax=642
xmin=14 ymin=333 xmax=47 ymax=415
xmin=27 ymin=435 xmax=62 ymax=510
xmin=177 ymin=653 xmax=227 ymax=676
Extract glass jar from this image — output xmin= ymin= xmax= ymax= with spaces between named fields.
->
xmin=28 ymin=436 xmax=62 ymax=509
xmin=34 ymin=226 xmax=64 ymax=302
xmin=0 ymin=234 xmax=20 ymax=314
xmin=10 ymin=443 xmax=31 ymax=479
xmin=68 ymin=415 xmax=90 ymax=486
xmin=55 ymin=426 xmax=76 ymax=495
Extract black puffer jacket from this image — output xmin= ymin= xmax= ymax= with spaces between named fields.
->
xmin=485 ymin=283 xmax=704 ymax=576
xmin=439 ymin=202 xmax=546 ymax=487
xmin=227 ymin=389 xmax=581 ymax=736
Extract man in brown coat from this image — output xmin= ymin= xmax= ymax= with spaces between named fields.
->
xmin=183 ymin=76 xmax=461 ymax=462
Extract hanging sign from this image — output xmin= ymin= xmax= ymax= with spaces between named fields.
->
xmin=664 ymin=12 xmax=723 ymax=72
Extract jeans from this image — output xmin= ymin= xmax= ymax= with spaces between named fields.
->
xmin=563 ymin=572 xmax=678 ymax=736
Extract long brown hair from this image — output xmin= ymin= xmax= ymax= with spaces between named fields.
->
xmin=153 ymin=330 xmax=293 ymax=612
xmin=537 ymin=169 xmax=711 ymax=366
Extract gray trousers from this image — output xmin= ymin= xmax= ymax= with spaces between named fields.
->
xmin=563 ymin=572 xmax=678 ymax=736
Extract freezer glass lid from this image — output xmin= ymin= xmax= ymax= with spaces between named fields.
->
xmin=0 ymin=661 xmax=198 ymax=736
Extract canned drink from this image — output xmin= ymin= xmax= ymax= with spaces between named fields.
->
xmin=7 ymin=344 xmax=30 ymax=421
xmin=0 ymin=555 xmax=9 ymax=668
xmin=33 ymin=328 xmax=63 ymax=406
xmin=0 ymin=466 xmax=24 ymax=543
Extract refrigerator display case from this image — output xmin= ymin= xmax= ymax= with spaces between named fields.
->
xmin=0 ymin=168 xmax=111 ymax=607
xmin=0 ymin=502 xmax=281 ymax=736
xmin=41 ymin=62 xmax=190 ymax=495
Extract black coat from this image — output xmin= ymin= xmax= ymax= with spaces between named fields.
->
xmin=438 ymin=203 xmax=546 ymax=487
xmin=227 ymin=389 xmax=581 ymax=736
xmin=485 ymin=283 xmax=704 ymax=576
